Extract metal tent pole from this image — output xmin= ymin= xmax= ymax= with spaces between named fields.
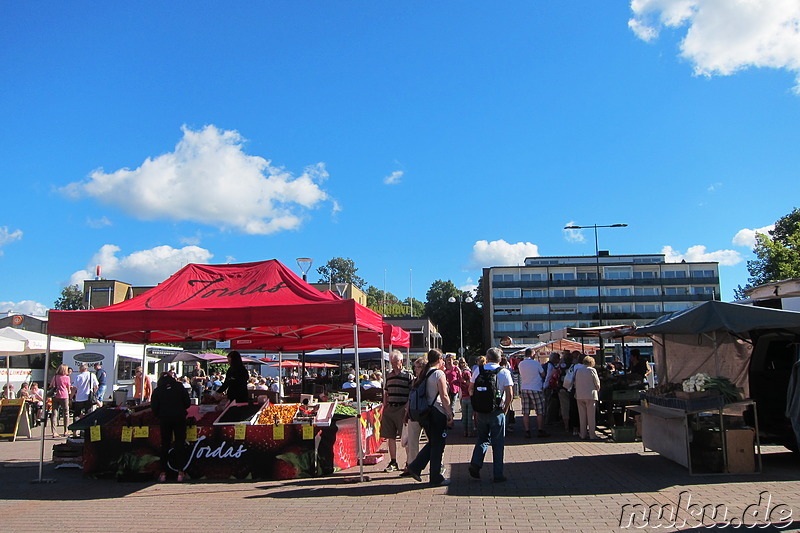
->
xmin=35 ymin=334 xmax=54 ymax=483
xmin=353 ymin=325 xmax=364 ymax=482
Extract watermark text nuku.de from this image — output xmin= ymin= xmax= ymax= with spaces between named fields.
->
xmin=619 ymin=491 xmax=793 ymax=529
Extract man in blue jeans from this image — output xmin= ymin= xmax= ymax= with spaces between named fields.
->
xmin=468 ymin=347 xmax=514 ymax=483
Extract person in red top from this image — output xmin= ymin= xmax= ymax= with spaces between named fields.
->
xmin=443 ymin=353 xmax=461 ymax=411
xmin=457 ymin=358 xmax=475 ymax=437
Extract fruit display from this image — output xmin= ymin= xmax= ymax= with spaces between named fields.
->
xmin=255 ymin=403 xmax=299 ymax=425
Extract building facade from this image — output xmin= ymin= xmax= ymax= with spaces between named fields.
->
xmin=482 ymin=254 xmax=720 ymax=348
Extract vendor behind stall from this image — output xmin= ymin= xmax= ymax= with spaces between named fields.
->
xmin=216 ymin=351 xmax=249 ymax=403
xmin=628 ymin=349 xmax=651 ymax=384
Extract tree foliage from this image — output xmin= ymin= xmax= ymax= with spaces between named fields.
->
xmin=742 ymin=208 xmax=800 ymax=293
xmin=316 ymin=257 xmax=366 ymax=288
xmin=424 ymin=280 xmax=482 ymax=357
xmin=54 ymin=284 xmax=84 ymax=310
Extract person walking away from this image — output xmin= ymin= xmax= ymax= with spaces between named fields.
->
xmin=94 ymin=362 xmax=107 ymax=407
xmin=72 ymin=364 xmax=98 ymax=427
xmin=558 ymin=353 xmax=575 ymax=432
xmin=216 ymin=351 xmax=250 ymax=403
xmin=457 ymin=358 xmax=474 ymax=437
xmin=381 ymin=350 xmax=413 ymax=473
xmin=575 ymin=356 xmax=601 ymax=440
xmin=443 ymin=353 xmax=461 ymax=412
xmin=406 ymin=349 xmax=453 ymax=486
xmin=151 ymin=372 xmax=191 ymax=482
xmin=543 ymin=353 xmax=561 ymax=425
xmin=517 ymin=348 xmax=548 ymax=438
xmin=468 ymin=347 xmax=514 ymax=483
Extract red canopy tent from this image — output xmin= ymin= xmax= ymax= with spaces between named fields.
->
xmin=48 ymin=260 xmax=383 ymax=344
xmin=47 ymin=259 xmax=385 ymax=481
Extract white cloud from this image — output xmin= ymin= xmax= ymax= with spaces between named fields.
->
xmin=732 ymin=224 xmax=774 ymax=247
xmin=630 ymin=0 xmax=800 ymax=92
xmin=662 ymin=244 xmax=743 ymax=266
xmin=459 ymin=283 xmax=478 ymax=297
xmin=0 ymin=226 xmax=23 ymax=256
xmin=86 ymin=216 xmax=112 ymax=228
xmin=68 ymin=244 xmax=214 ymax=287
xmin=563 ymin=221 xmax=586 ymax=243
xmin=383 ymin=170 xmax=404 ymax=185
xmin=707 ymin=182 xmax=722 ymax=192
xmin=470 ymin=239 xmax=540 ymax=267
xmin=0 ymin=300 xmax=49 ymax=316
xmin=62 ymin=125 xmax=330 ymax=235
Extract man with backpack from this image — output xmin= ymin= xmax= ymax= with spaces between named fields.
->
xmin=468 ymin=347 xmax=514 ymax=483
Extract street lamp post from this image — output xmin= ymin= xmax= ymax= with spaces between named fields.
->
xmin=563 ymin=224 xmax=628 ymax=352
xmin=296 ymin=257 xmax=313 ymax=281
xmin=448 ymin=294 xmax=473 ymax=357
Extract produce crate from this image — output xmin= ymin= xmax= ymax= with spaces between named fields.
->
xmin=645 ymin=393 xmax=725 ymax=412
xmin=611 ymin=426 xmax=637 ymax=442
xmin=611 ymin=390 xmax=642 ymax=402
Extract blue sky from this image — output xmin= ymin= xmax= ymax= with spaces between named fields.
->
xmin=2 ymin=1 xmax=799 ymax=315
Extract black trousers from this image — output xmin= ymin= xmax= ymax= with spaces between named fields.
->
xmin=159 ymin=415 xmax=188 ymax=473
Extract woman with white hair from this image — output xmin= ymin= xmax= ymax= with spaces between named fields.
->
xmin=574 ymin=356 xmax=601 ymax=440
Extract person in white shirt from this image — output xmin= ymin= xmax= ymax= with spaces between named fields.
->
xmin=517 ymin=348 xmax=548 ymax=438
xmin=72 ymin=364 xmax=99 ymax=422
xmin=574 ymin=355 xmax=601 ymax=440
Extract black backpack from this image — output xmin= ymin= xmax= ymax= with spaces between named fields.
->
xmin=408 ymin=369 xmax=439 ymax=424
xmin=471 ymin=365 xmax=503 ymax=413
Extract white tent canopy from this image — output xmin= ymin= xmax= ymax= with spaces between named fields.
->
xmin=0 ymin=327 xmax=85 ymax=355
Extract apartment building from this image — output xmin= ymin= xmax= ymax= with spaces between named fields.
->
xmin=482 ymin=253 xmax=720 ymax=348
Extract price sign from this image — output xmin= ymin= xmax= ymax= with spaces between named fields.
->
xmin=121 ymin=427 xmax=133 ymax=442
xmin=273 ymin=424 xmax=284 ymax=440
xmin=134 ymin=426 xmax=149 ymax=438
xmin=90 ymin=425 xmax=101 ymax=442
xmin=302 ymin=424 xmax=314 ymax=440
xmin=187 ymin=426 xmax=198 ymax=442
xmin=234 ymin=424 xmax=247 ymax=440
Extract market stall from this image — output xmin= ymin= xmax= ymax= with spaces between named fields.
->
xmin=630 ymin=301 xmax=800 ymax=470
xmin=48 ymin=260 xmax=388 ymax=481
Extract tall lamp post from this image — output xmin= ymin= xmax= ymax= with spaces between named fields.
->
xmin=448 ymin=294 xmax=473 ymax=357
xmin=563 ymin=224 xmax=627 ymax=351
xmin=296 ymin=257 xmax=313 ymax=281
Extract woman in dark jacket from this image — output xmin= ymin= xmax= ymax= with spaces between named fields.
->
xmin=216 ymin=351 xmax=250 ymax=403
xmin=152 ymin=372 xmax=191 ymax=482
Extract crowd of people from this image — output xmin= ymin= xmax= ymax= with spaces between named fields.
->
xmin=376 ymin=345 xmax=650 ymax=485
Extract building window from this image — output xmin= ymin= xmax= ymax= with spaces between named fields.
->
xmin=494 ymin=307 xmax=521 ymax=315
xmin=604 ymin=267 xmax=632 ymax=280
xmin=492 ymin=273 xmax=517 ymax=282
xmin=692 ymin=286 xmax=716 ymax=295
xmin=550 ymin=306 xmax=576 ymax=314
xmin=520 ymin=273 xmax=545 ymax=281
xmin=664 ymin=287 xmax=689 ymax=295
xmin=634 ymin=287 xmax=659 ymax=296
xmin=690 ymin=270 xmax=716 ymax=278
xmin=550 ymin=289 xmax=576 ymax=298
xmin=662 ymin=270 xmax=687 ymax=278
xmin=635 ymin=303 xmax=661 ymax=313
xmin=664 ymin=302 xmax=693 ymax=312
xmin=577 ymin=287 xmax=599 ymax=297
xmin=551 ymin=272 xmax=576 ymax=281
xmin=493 ymin=289 xmax=520 ymax=299
xmin=577 ymin=271 xmax=599 ymax=280
xmin=604 ymin=287 xmax=632 ymax=297
xmin=578 ymin=304 xmax=599 ymax=314
xmin=633 ymin=271 xmax=658 ymax=279
xmin=522 ymin=289 xmax=547 ymax=299
xmin=495 ymin=322 xmax=519 ymax=332
xmin=606 ymin=304 xmax=632 ymax=313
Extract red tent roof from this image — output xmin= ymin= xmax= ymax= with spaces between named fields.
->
xmin=49 ymin=260 xmax=384 ymax=347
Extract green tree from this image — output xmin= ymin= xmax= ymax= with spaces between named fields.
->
xmin=316 ymin=257 xmax=366 ymax=289
xmin=423 ymin=280 xmax=481 ymax=356
xmin=54 ymin=284 xmax=84 ymax=310
xmin=741 ymin=208 xmax=800 ymax=295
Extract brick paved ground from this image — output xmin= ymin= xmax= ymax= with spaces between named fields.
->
xmin=2 ymin=405 xmax=799 ymax=533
